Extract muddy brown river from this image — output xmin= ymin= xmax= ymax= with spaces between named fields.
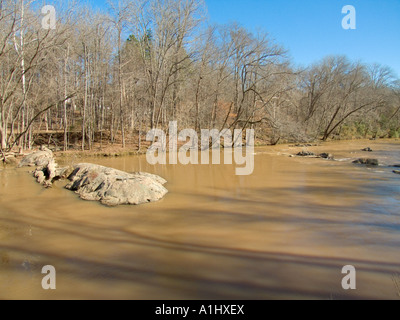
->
xmin=0 ymin=139 xmax=399 ymax=299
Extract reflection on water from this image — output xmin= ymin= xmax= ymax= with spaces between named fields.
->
xmin=0 ymin=139 xmax=399 ymax=299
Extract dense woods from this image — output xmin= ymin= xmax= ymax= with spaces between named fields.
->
xmin=1 ymin=0 xmax=399 ymax=154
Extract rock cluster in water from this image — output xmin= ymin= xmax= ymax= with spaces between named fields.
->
xmin=291 ymin=145 xmax=400 ymax=175
xmin=352 ymin=158 xmax=379 ymax=166
xmin=18 ymin=146 xmax=67 ymax=187
xmin=17 ymin=147 xmax=168 ymax=206
xmin=295 ymin=151 xmax=334 ymax=160
xmin=296 ymin=151 xmax=315 ymax=157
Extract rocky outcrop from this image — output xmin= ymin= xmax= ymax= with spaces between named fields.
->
xmin=18 ymin=147 xmax=71 ymax=187
xmin=290 ymin=144 xmax=318 ymax=147
xmin=294 ymin=151 xmax=334 ymax=160
xmin=18 ymin=146 xmax=53 ymax=168
xmin=65 ymin=163 xmax=168 ymax=206
xmin=18 ymin=149 xmax=168 ymax=206
xmin=319 ymin=153 xmax=334 ymax=160
xmin=55 ymin=166 xmax=74 ymax=180
xmin=296 ymin=151 xmax=315 ymax=157
xmin=33 ymin=159 xmax=57 ymax=187
xmin=352 ymin=158 xmax=379 ymax=166
xmin=3 ymin=156 xmax=18 ymax=165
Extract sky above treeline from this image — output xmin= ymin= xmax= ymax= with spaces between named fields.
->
xmin=84 ymin=0 xmax=400 ymax=78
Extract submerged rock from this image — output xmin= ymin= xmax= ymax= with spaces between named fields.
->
xmin=296 ymin=151 xmax=315 ymax=157
xmin=291 ymin=144 xmax=318 ymax=147
xmin=319 ymin=153 xmax=334 ymax=160
xmin=65 ymin=163 xmax=168 ymax=206
xmin=352 ymin=158 xmax=379 ymax=166
xmin=294 ymin=151 xmax=334 ymax=160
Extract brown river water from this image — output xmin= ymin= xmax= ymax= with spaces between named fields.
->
xmin=0 ymin=139 xmax=399 ymax=300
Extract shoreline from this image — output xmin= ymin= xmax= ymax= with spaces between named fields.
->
xmin=2 ymin=137 xmax=399 ymax=166
xmin=55 ymin=137 xmax=399 ymax=159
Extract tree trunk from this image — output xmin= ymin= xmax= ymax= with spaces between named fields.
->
xmin=0 ymin=126 xmax=6 ymax=150
xmin=82 ymin=44 xmax=88 ymax=151
xmin=19 ymin=0 xmax=27 ymax=150
xmin=194 ymin=75 xmax=201 ymax=132
xmin=118 ymin=27 xmax=125 ymax=148
xmin=63 ymin=45 xmax=70 ymax=151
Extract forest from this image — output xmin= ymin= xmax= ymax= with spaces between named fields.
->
xmin=1 ymin=0 xmax=399 ymax=155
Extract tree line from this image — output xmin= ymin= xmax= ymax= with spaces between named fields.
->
xmin=1 ymin=0 xmax=399 ymax=154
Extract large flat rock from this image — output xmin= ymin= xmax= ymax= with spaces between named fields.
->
xmin=65 ymin=163 xmax=168 ymax=206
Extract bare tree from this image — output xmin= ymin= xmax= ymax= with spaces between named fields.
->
xmin=1 ymin=0 xmax=399 ymax=154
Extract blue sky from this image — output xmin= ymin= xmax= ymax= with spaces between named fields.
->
xmin=205 ymin=0 xmax=400 ymax=77
xmin=86 ymin=0 xmax=400 ymax=77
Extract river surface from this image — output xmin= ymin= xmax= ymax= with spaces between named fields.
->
xmin=0 ymin=139 xmax=399 ymax=300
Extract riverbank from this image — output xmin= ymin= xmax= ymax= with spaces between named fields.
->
xmin=55 ymin=137 xmax=400 ymax=164
xmin=2 ymin=137 xmax=399 ymax=168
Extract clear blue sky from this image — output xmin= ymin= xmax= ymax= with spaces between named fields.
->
xmin=205 ymin=0 xmax=400 ymax=77
xmin=86 ymin=0 xmax=400 ymax=77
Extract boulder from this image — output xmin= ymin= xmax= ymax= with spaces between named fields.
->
xmin=55 ymin=166 xmax=74 ymax=180
xmin=3 ymin=156 xmax=18 ymax=165
xmin=292 ymin=144 xmax=317 ymax=147
xmin=18 ymin=146 xmax=53 ymax=168
xmin=352 ymin=158 xmax=379 ymax=166
xmin=18 ymin=147 xmax=67 ymax=187
xmin=129 ymin=171 xmax=167 ymax=186
xmin=33 ymin=158 xmax=58 ymax=187
xmin=319 ymin=153 xmax=334 ymax=160
xmin=65 ymin=163 xmax=168 ymax=206
xmin=393 ymin=170 xmax=400 ymax=175
xmin=297 ymin=151 xmax=315 ymax=157
xmin=34 ymin=170 xmax=46 ymax=185
xmin=293 ymin=151 xmax=333 ymax=160
xmin=393 ymin=164 xmax=400 ymax=168
xmin=362 ymin=147 xmax=373 ymax=152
